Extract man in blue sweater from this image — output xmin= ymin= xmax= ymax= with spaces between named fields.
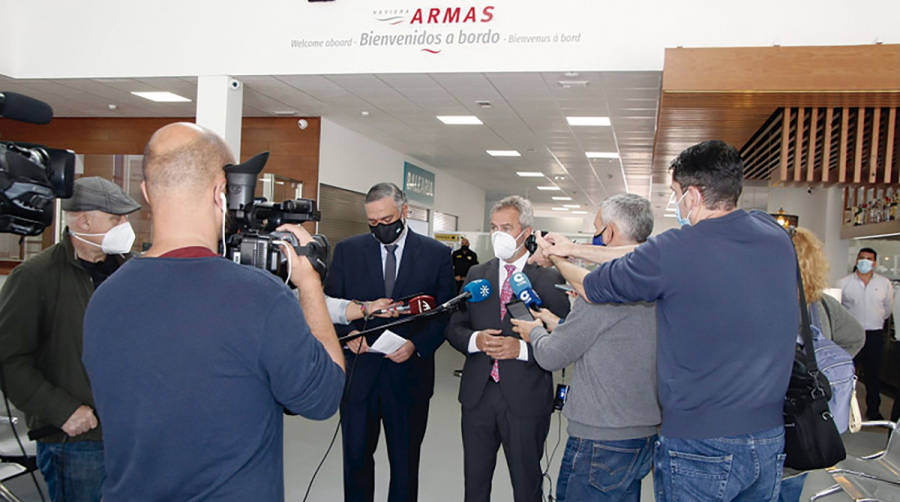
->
xmin=83 ymin=123 xmax=346 ymax=501
xmin=533 ymin=140 xmax=797 ymax=502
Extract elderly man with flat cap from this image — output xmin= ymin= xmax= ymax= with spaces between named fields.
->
xmin=0 ymin=176 xmax=140 ymax=502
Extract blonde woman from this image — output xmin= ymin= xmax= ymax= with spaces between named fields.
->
xmin=780 ymin=227 xmax=865 ymax=502
xmin=792 ymin=227 xmax=864 ymax=355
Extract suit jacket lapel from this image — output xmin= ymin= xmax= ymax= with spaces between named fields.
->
xmin=392 ymin=229 xmax=420 ymax=298
xmin=365 ymin=234 xmax=385 ymax=297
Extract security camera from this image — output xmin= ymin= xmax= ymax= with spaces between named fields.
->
xmin=229 ymin=79 xmax=241 ymax=90
xmin=297 ymin=119 xmax=308 ymax=130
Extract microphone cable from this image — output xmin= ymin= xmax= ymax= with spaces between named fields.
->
xmin=301 ymin=313 xmax=368 ymax=502
xmin=0 ymin=366 xmax=47 ymax=502
xmin=540 ymin=368 xmax=565 ymax=502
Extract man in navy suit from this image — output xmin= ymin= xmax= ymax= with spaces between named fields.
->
xmin=325 ymin=182 xmax=455 ymax=502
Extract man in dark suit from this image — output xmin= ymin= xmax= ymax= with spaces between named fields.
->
xmin=446 ymin=195 xmax=570 ymax=502
xmin=325 ymin=182 xmax=455 ymax=502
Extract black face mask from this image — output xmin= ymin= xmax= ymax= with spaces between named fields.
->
xmin=370 ymin=219 xmax=405 ymax=245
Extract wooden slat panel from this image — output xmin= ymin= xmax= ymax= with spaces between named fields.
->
xmin=854 ymin=107 xmax=865 ymax=183
xmin=885 ymin=108 xmax=896 ymax=184
xmin=807 ymin=108 xmax=818 ymax=182
xmin=780 ymin=108 xmax=791 ymax=182
xmin=794 ymin=107 xmax=805 ymax=181
xmin=839 ymin=107 xmax=850 ymax=182
xmin=663 ymin=45 xmax=900 ymax=92
xmin=870 ymin=108 xmax=881 ymax=183
xmin=823 ymin=108 xmax=834 ymax=182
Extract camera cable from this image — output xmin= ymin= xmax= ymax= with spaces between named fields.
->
xmin=301 ymin=314 xmax=368 ymax=502
xmin=540 ymin=368 xmax=566 ymax=502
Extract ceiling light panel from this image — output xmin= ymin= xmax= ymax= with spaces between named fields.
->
xmin=436 ymin=115 xmax=482 ymax=125
xmin=487 ymin=150 xmax=521 ymax=157
xmin=516 ymin=172 xmax=544 ymax=177
xmin=130 ymin=91 xmax=191 ymax=102
xmin=566 ymin=116 xmax=611 ymax=126
xmin=537 ymin=186 xmax=561 ymax=191
xmin=586 ymin=151 xmax=620 ymax=159
xmin=552 ymin=196 xmax=572 ymax=201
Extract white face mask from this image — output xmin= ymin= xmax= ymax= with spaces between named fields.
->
xmin=72 ymin=221 xmax=135 ymax=255
xmin=491 ymin=229 xmax=525 ymax=262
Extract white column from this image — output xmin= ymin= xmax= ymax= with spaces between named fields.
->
xmin=195 ymin=75 xmax=243 ymax=160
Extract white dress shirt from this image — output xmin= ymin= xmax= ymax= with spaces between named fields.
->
xmin=839 ymin=272 xmax=895 ymax=330
xmin=467 ymin=252 xmax=530 ymax=361
xmin=379 ymin=225 xmax=408 ymax=282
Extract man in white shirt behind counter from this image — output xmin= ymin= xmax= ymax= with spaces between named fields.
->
xmin=839 ymin=247 xmax=895 ymax=420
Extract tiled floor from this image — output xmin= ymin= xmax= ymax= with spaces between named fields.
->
xmin=3 ymin=345 xmax=898 ymax=501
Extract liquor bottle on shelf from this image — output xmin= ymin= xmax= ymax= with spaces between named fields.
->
xmin=854 ymin=203 xmax=865 ymax=226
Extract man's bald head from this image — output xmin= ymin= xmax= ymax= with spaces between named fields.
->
xmin=142 ymin=122 xmax=234 ymax=200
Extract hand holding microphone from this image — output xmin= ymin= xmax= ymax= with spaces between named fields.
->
xmin=510 ymin=272 xmax=542 ymax=307
xmin=372 ymin=295 xmax=436 ymax=316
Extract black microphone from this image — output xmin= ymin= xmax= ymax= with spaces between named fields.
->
xmin=0 ymin=92 xmax=53 ymax=124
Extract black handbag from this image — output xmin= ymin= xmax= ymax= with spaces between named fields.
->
xmin=783 ymin=255 xmax=846 ymax=470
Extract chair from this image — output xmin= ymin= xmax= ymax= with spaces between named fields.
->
xmin=0 ymin=462 xmax=25 ymax=502
xmin=811 ymin=420 xmax=900 ymax=501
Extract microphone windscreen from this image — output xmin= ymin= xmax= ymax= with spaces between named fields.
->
xmin=509 ymin=272 xmax=532 ymax=294
xmin=0 ymin=92 xmax=53 ymax=124
xmin=463 ymin=279 xmax=492 ymax=303
xmin=407 ymin=295 xmax=436 ymax=314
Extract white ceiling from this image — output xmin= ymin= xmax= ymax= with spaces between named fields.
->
xmin=0 ymin=71 xmax=666 ymax=216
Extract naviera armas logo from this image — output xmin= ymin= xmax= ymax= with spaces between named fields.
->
xmin=374 ymin=6 xmax=495 ymax=25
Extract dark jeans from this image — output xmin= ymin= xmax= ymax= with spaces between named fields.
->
xmin=854 ymin=329 xmax=885 ymax=418
xmin=556 ymin=435 xmax=654 ymax=502
xmin=777 ymin=474 xmax=806 ymax=502
xmin=653 ymin=426 xmax=785 ymax=502
xmin=36 ymin=440 xmax=105 ymax=502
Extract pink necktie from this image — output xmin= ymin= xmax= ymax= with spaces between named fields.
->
xmin=492 ymin=264 xmax=516 ymax=382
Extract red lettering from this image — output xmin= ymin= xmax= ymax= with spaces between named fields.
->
xmin=410 ymin=8 xmax=423 ymax=24
xmin=428 ymin=8 xmax=440 ymax=23
xmin=443 ymin=7 xmax=461 ymax=23
xmin=463 ymin=7 xmax=477 ymax=23
xmin=481 ymin=6 xmax=494 ymax=22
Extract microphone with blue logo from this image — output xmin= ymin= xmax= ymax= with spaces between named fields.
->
xmin=338 ymin=279 xmax=492 ymax=342
xmin=510 ymin=271 xmax=542 ymax=308
xmin=440 ymin=278 xmax=492 ymax=310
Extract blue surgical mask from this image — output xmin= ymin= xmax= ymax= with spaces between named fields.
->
xmin=592 ymin=226 xmax=607 ymax=246
xmin=856 ymin=258 xmax=874 ymax=274
xmin=675 ymin=191 xmax=693 ymax=227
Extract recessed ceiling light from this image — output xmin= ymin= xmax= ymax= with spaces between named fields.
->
xmin=475 ymin=100 xmax=492 ymax=109
xmin=552 ymin=196 xmax=572 ymax=201
xmin=516 ymin=171 xmax=544 ymax=177
xmin=557 ymin=80 xmax=589 ymax=88
xmin=553 ymin=175 xmax=566 ymax=181
xmin=586 ymin=151 xmax=619 ymax=159
xmin=361 ymin=110 xmax=370 ymax=117
xmin=107 ymin=104 xmax=118 ymax=111
xmin=571 ymin=210 xmax=588 ymax=215
xmin=551 ymin=207 xmax=569 ymax=211
xmin=567 ymin=116 xmax=611 ymax=127
xmin=274 ymin=110 xmax=298 ymax=116
xmin=131 ymin=91 xmax=191 ymax=103
xmin=564 ymin=72 xmax=580 ymax=78
xmin=437 ymin=115 xmax=482 ymax=125
xmin=537 ymin=186 xmax=561 ymax=191
xmin=487 ymin=150 xmax=521 ymax=157
xmin=563 ymin=204 xmax=581 ymax=208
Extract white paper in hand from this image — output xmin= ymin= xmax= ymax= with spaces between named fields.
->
xmin=369 ymin=329 xmax=408 ymax=354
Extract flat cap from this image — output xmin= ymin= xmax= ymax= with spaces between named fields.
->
xmin=61 ymin=177 xmax=141 ymax=215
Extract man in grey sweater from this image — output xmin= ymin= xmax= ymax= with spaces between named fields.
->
xmin=511 ymin=193 xmax=659 ymax=502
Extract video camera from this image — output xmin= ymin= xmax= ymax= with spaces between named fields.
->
xmin=0 ymin=92 xmax=75 ymax=235
xmin=223 ymin=151 xmax=329 ymax=281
